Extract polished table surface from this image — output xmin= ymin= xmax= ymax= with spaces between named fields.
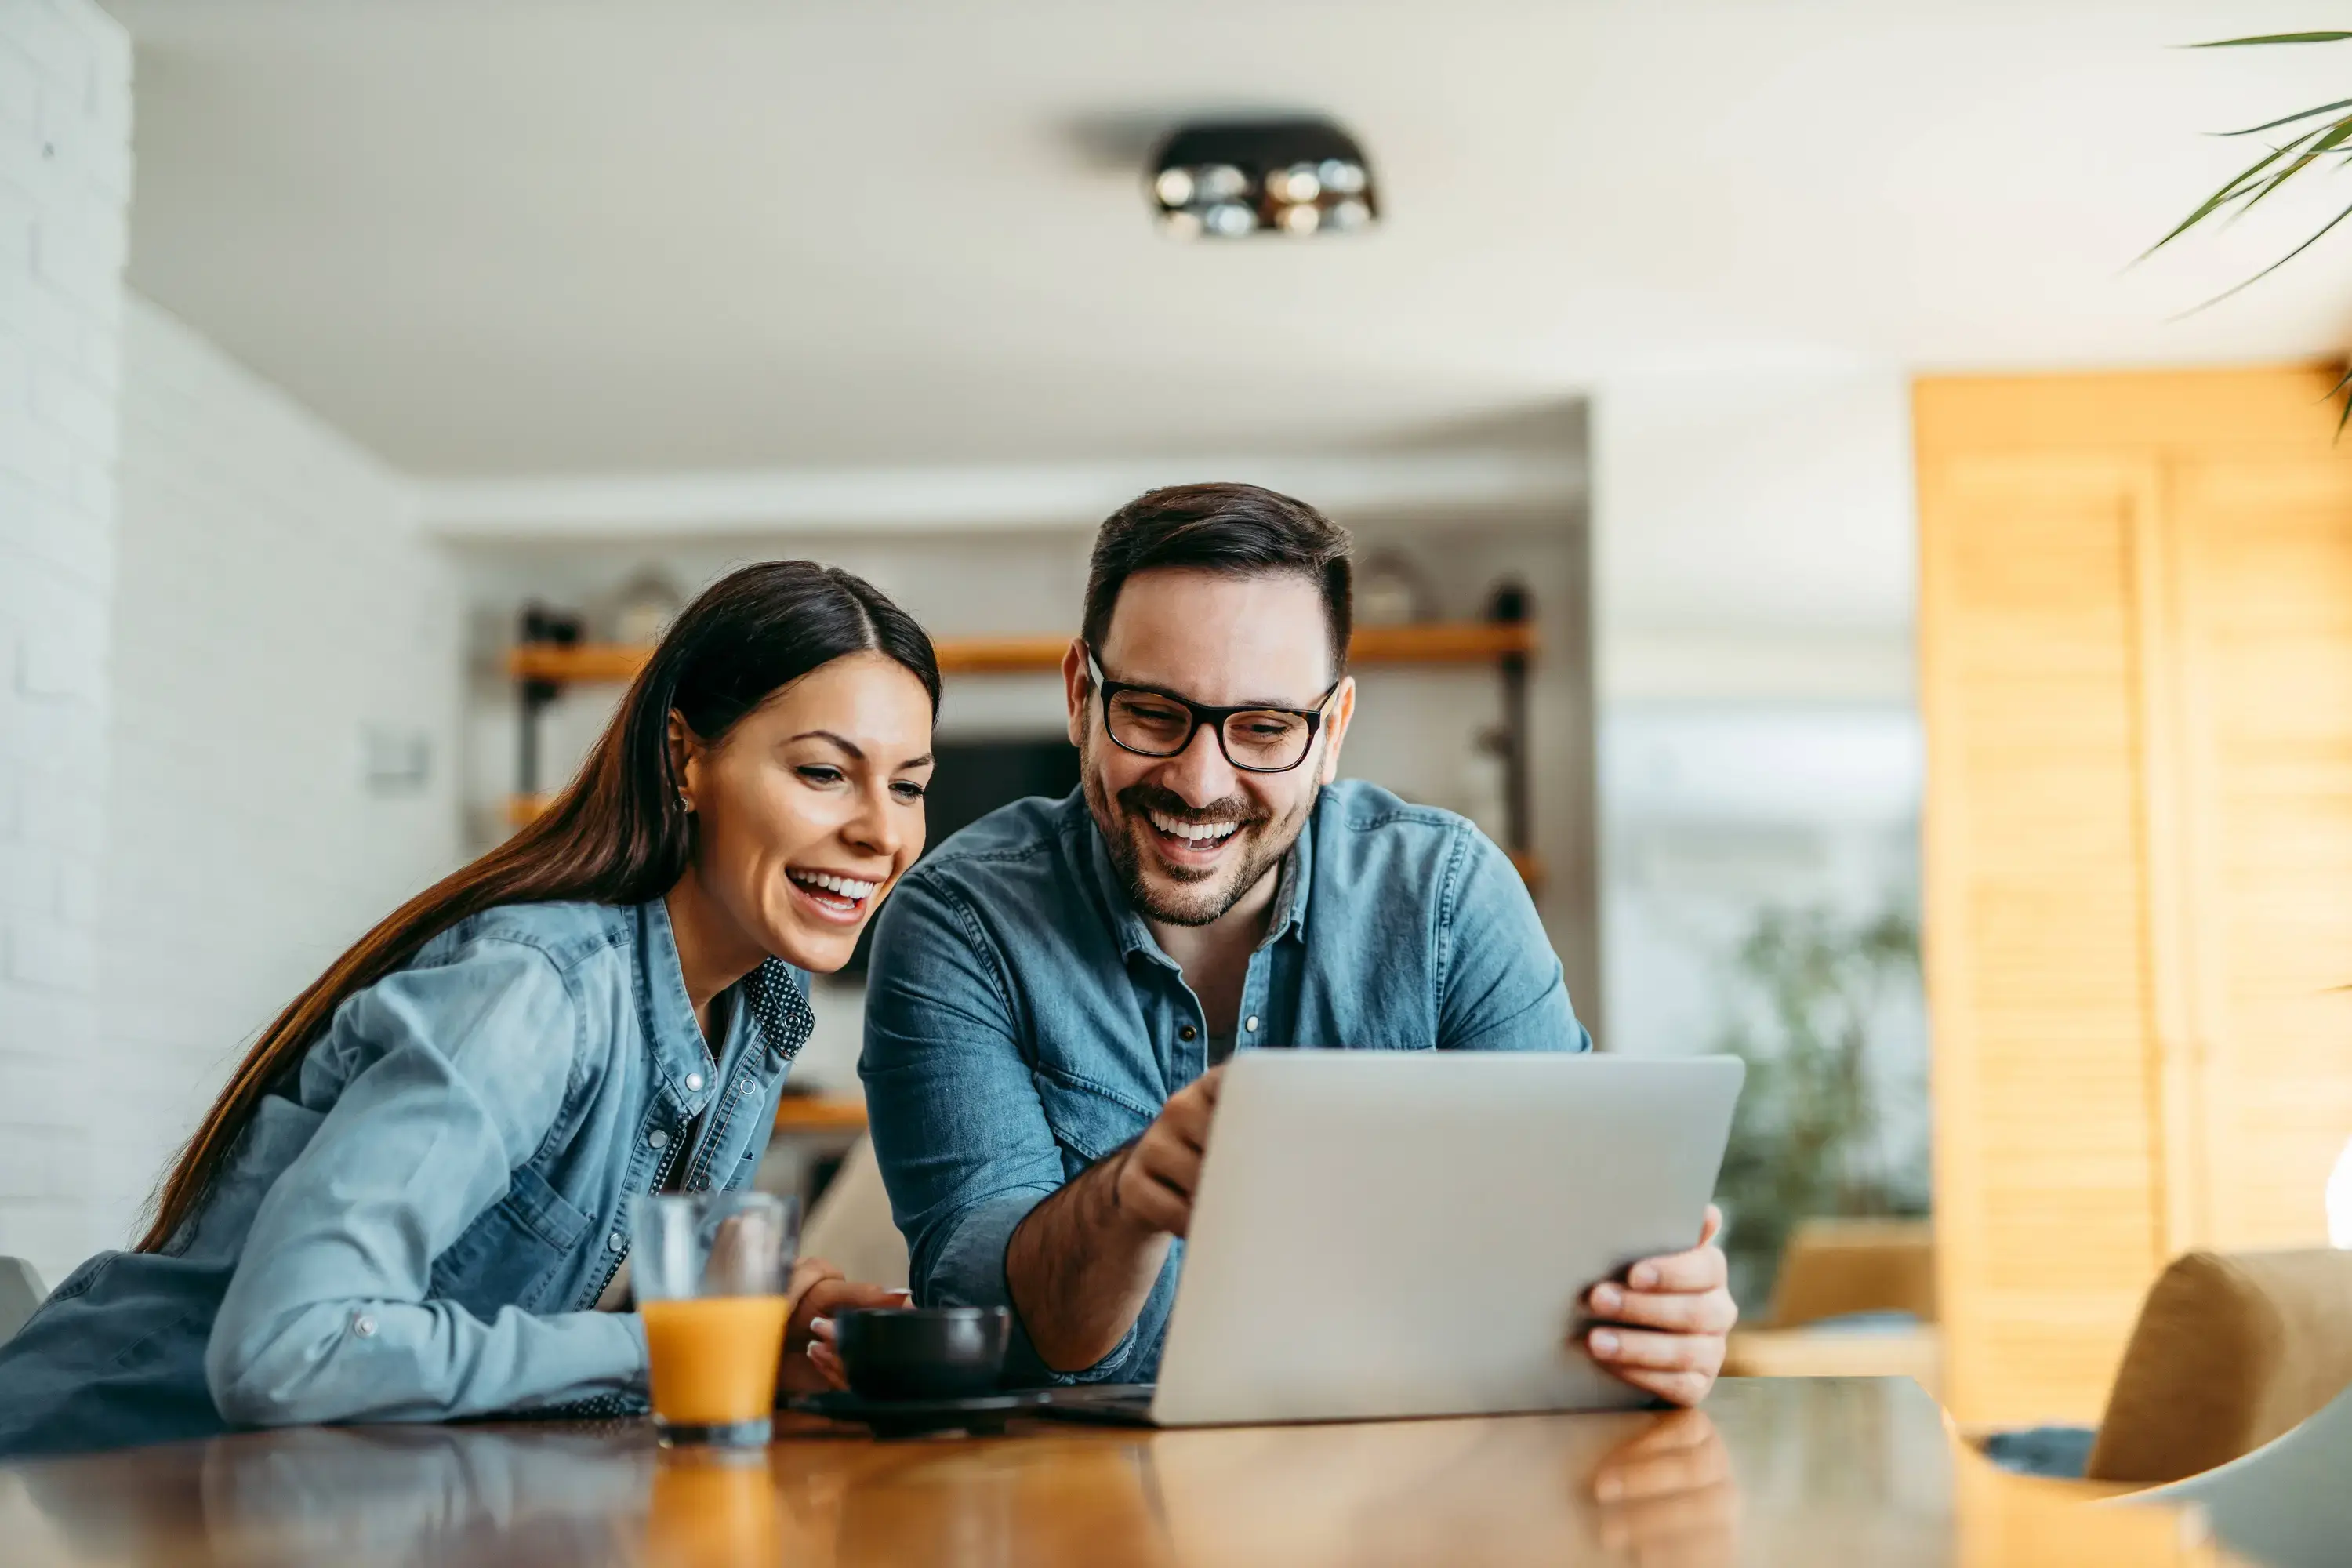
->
xmin=0 ymin=1378 xmax=2239 ymax=1566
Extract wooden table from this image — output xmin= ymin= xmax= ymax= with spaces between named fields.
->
xmin=1723 ymin=1323 xmax=1944 ymax=1396
xmin=0 ymin=1378 xmax=2236 ymax=1566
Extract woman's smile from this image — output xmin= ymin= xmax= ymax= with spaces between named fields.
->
xmin=785 ymin=866 xmax=886 ymax=924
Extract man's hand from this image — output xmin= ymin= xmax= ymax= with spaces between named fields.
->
xmin=775 ymin=1257 xmax=910 ymax=1397
xmin=1581 ymin=1205 xmax=1737 ymax=1407
xmin=1108 ymin=1064 xmax=1224 ymax=1237
xmin=1004 ymin=1064 xmax=1226 ymax=1373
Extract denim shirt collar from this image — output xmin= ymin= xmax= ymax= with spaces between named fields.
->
xmin=641 ymin=896 xmax=815 ymax=1096
xmin=640 ymin=895 xmax=719 ymax=1098
xmin=1076 ymin=789 xmax=1316 ymax=967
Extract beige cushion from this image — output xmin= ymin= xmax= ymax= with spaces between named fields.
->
xmin=2087 ymin=1248 xmax=2352 ymax=1484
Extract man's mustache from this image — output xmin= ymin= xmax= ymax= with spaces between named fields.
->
xmin=1116 ymin=782 xmax=1272 ymax=829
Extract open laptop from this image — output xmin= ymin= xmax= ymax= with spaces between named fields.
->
xmin=1044 ymin=1051 xmax=1744 ymax=1428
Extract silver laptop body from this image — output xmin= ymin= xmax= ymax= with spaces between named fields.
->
xmin=1135 ymin=1051 xmax=1744 ymax=1428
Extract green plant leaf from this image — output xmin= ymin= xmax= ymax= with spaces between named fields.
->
xmin=2191 ymin=32 xmax=2352 ymax=47
xmin=2222 ymin=98 xmax=2352 ymax=137
xmin=2234 ymin=116 xmax=2352 ymax=215
xmin=2144 ymin=131 xmax=2326 ymax=255
xmin=2326 ymin=365 xmax=2352 ymax=437
xmin=2180 ymin=193 xmax=2352 ymax=314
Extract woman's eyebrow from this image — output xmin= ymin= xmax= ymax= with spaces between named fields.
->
xmin=789 ymin=729 xmax=862 ymax=758
xmin=791 ymin=732 xmax=935 ymax=771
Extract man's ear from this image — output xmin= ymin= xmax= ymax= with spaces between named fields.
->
xmin=1062 ymin=639 xmax=1091 ymax=750
xmin=1316 ymin=677 xmax=1358 ymax=786
xmin=667 ymin=710 xmax=705 ymax=810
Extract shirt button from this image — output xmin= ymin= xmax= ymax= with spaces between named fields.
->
xmin=648 ymin=1128 xmax=669 ymax=1149
xmin=735 ymin=1077 xmax=755 ymax=1097
xmin=1246 ymin=1016 xmax=1260 ymax=1033
xmin=352 ymin=1313 xmax=378 ymax=1338
xmin=607 ymin=1231 xmax=626 ymax=1253
xmin=684 ymin=1073 xmax=705 ymax=1092
xmin=1180 ymin=1025 xmax=1197 ymax=1042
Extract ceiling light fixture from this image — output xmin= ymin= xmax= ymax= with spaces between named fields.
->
xmin=1148 ymin=118 xmax=1379 ymax=241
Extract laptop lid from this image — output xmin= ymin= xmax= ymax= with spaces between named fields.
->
xmin=1150 ymin=1051 xmax=1744 ymax=1428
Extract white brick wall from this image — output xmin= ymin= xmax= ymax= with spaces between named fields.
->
xmin=0 ymin=6 xmax=463 ymax=1282
xmin=85 ymin=298 xmax=464 ymax=1259
xmin=0 ymin=0 xmax=131 ymax=1287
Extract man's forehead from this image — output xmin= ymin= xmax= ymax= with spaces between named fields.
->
xmin=1100 ymin=569 xmax=1334 ymax=701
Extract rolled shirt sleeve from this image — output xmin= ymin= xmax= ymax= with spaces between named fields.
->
xmin=206 ymin=937 xmax=648 ymax=1427
xmin=862 ymin=873 xmax=1158 ymax=1384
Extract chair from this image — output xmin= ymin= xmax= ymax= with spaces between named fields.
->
xmin=800 ymin=1136 xmax=909 ymax=1292
xmin=1721 ymin=1218 xmax=1940 ymax=1392
xmin=2084 ymin=1247 xmax=2352 ymax=1484
xmin=0 ymin=1256 xmax=47 ymax=1345
xmin=1761 ymin=1217 xmax=1936 ymax=1327
xmin=2114 ymin=1377 xmax=2352 ymax=1568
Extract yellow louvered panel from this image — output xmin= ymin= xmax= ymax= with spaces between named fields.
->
xmin=1919 ymin=447 xmax=2169 ymax=1425
xmin=1919 ymin=365 xmax=2352 ymax=1428
xmin=2172 ymin=455 xmax=2352 ymax=1253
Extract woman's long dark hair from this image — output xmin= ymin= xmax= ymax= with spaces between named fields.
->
xmin=137 ymin=561 xmax=939 ymax=1253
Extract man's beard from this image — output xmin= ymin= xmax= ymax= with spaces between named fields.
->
xmin=1081 ymin=745 xmax=1308 ymax=928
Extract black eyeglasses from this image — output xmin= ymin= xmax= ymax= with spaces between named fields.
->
xmin=1085 ymin=648 xmax=1338 ymax=775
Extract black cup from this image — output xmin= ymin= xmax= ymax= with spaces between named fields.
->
xmin=833 ymin=1306 xmax=1011 ymax=1402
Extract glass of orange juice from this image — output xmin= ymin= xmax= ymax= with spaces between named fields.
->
xmin=633 ymin=1191 xmax=800 ymax=1447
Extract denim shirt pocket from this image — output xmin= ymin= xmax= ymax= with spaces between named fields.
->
xmin=427 ymin=1162 xmax=594 ymax=1318
xmin=1031 ymin=1064 xmax=1156 ymax=1174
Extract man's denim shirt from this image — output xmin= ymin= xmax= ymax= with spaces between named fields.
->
xmin=862 ymin=779 xmax=1590 ymax=1386
xmin=0 ymin=898 xmax=812 ymax=1457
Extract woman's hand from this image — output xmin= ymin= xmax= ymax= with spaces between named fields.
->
xmin=775 ymin=1257 xmax=911 ymax=1397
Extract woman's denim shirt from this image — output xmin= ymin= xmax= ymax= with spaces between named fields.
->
xmin=0 ymin=898 xmax=813 ymax=1457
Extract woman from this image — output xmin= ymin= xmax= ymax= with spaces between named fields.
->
xmin=0 ymin=561 xmax=937 ymax=1455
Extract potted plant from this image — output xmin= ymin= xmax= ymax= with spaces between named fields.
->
xmin=1712 ymin=905 xmax=1929 ymax=1313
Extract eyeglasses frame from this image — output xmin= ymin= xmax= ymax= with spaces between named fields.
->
xmin=1083 ymin=647 xmax=1341 ymax=775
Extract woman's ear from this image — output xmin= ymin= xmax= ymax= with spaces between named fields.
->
xmin=666 ymin=710 xmax=704 ymax=812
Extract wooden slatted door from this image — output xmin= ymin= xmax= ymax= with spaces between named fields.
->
xmin=1920 ymin=449 xmax=2171 ymax=1425
xmin=2170 ymin=455 xmax=2352 ymax=1250
xmin=1918 ymin=367 xmax=2352 ymax=1425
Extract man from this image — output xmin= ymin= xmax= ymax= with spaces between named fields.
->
xmin=862 ymin=483 xmax=1735 ymax=1403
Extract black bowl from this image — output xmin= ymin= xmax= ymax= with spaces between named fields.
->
xmin=833 ymin=1307 xmax=1011 ymax=1402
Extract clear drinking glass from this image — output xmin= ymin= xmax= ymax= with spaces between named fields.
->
xmin=633 ymin=1191 xmax=801 ymax=1447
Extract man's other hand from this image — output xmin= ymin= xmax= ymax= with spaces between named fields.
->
xmin=1581 ymin=1205 xmax=1737 ymax=1407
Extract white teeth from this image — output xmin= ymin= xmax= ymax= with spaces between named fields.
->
xmin=1147 ymin=811 xmax=1240 ymax=844
xmin=790 ymin=870 xmax=877 ymax=901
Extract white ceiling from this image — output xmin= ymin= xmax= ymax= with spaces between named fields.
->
xmin=107 ymin=0 xmax=2352 ymax=475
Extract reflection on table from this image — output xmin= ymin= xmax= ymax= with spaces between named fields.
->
xmin=0 ymin=1378 xmax=2239 ymax=1566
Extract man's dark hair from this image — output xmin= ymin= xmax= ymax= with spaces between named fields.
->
xmin=1081 ymin=482 xmax=1355 ymax=677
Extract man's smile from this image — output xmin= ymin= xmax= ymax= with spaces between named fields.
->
xmin=1120 ymin=787 xmax=1272 ymax=885
xmin=1147 ymin=809 xmax=1241 ymax=844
